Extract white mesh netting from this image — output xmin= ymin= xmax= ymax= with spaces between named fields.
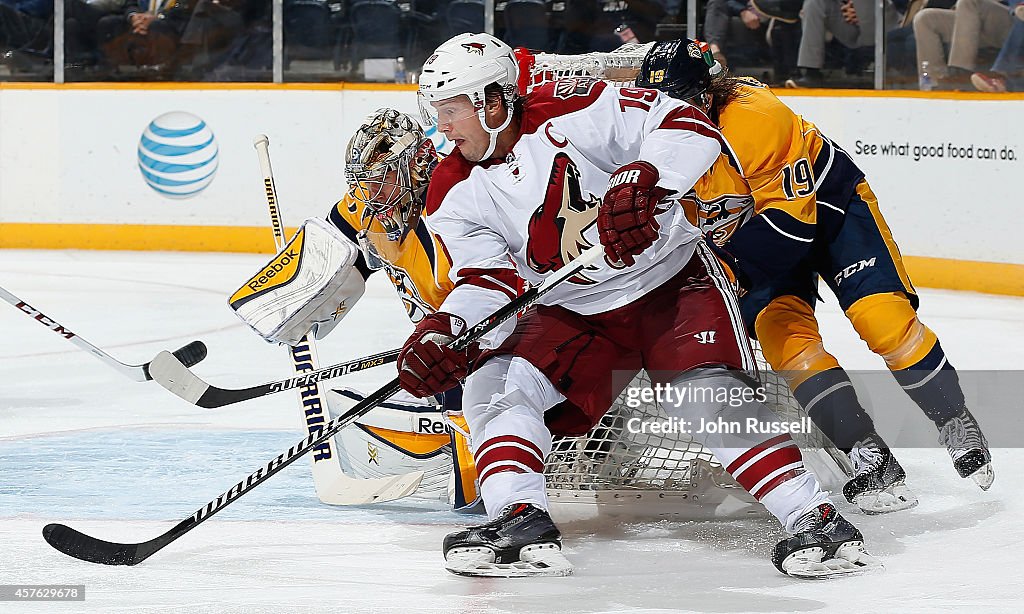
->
xmin=522 ymin=42 xmax=655 ymax=94
xmin=544 ymin=346 xmax=851 ymax=518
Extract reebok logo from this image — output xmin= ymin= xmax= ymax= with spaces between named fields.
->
xmin=834 ymin=257 xmax=876 ymax=286
xmin=247 ymin=249 xmax=299 ymax=291
xmin=609 ymin=169 xmax=641 ymax=189
xmin=417 ymin=417 xmax=448 ymax=434
xmin=694 ymin=330 xmax=717 ymax=344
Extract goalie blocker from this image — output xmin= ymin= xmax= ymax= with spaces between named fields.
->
xmin=229 ymin=217 xmax=366 ymax=347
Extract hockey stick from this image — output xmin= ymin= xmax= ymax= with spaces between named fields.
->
xmin=42 ymin=244 xmax=605 ymax=565
xmin=252 ymin=135 xmax=422 ymax=505
xmin=150 ymin=347 xmax=398 ymax=408
xmin=0 ymin=285 xmax=208 ymax=381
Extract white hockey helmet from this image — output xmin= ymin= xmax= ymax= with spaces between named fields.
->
xmin=418 ymin=32 xmax=519 ymax=159
xmin=345 ymin=108 xmax=437 ymax=268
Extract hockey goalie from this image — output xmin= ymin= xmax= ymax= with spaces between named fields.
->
xmin=229 ymin=108 xmax=481 ymax=512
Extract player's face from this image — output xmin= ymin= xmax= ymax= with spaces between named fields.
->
xmin=431 ymin=96 xmax=491 ymax=162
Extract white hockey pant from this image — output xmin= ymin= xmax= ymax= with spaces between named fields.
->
xmin=661 ymin=367 xmax=831 ymax=532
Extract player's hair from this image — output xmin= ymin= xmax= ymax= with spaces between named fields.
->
xmin=702 ymin=72 xmax=747 ymax=123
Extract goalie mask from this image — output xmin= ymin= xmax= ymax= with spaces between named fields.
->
xmin=636 ymin=39 xmax=723 ymax=104
xmin=345 ymin=108 xmax=437 ymax=270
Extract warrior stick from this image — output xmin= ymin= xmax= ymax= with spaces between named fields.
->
xmin=42 ymin=245 xmax=605 ymax=565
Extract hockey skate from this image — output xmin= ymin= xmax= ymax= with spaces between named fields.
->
xmin=843 ymin=433 xmax=918 ymax=515
xmin=938 ymin=408 xmax=994 ymax=490
xmin=443 ymin=503 xmax=573 ymax=577
xmin=772 ymin=503 xmax=882 ymax=579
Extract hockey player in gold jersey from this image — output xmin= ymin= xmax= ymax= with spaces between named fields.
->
xmin=230 ymin=109 xmax=480 ymax=510
xmin=638 ymin=39 xmax=994 ymax=514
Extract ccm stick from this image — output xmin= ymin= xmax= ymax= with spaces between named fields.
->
xmin=42 ymin=244 xmax=605 ymax=565
xmin=1 ymin=285 xmax=207 ymax=381
xmin=252 ymin=135 xmax=421 ymax=505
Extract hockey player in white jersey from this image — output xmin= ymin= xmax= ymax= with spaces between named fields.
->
xmin=399 ymin=32 xmax=880 ymax=579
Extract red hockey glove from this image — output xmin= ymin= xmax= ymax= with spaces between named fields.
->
xmin=398 ymin=312 xmax=470 ymax=398
xmin=598 ymin=161 xmax=675 ymax=266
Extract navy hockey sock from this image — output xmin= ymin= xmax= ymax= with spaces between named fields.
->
xmin=793 ymin=368 xmax=876 ymax=451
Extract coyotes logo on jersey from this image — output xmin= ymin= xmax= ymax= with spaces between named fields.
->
xmin=526 ymin=152 xmax=601 ymax=285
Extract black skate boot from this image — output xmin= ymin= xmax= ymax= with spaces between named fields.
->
xmin=443 ymin=503 xmax=572 ymax=577
xmin=938 ymin=408 xmax=994 ymax=490
xmin=772 ymin=502 xmax=881 ymax=579
xmin=842 ymin=432 xmax=918 ymax=514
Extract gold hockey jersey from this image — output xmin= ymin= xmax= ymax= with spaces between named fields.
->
xmin=329 ymin=193 xmax=454 ymax=323
xmin=685 ymin=78 xmax=864 ymax=285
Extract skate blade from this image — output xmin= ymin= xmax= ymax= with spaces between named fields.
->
xmin=853 ymin=482 xmax=919 ymax=515
xmin=782 ymin=542 xmax=883 ymax=580
xmin=445 ymin=543 xmax=573 ymax=578
xmin=970 ymin=463 xmax=995 ymax=491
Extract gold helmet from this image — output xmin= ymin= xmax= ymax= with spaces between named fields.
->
xmin=345 ymin=108 xmax=438 ymax=268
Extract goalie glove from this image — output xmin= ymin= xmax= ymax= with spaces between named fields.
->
xmin=229 ymin=217 xmax=366 ymax=346
xmin=398 ymin=312 xmax=471 ymax=398
xmin=598 ymin=160 xmax=675 ymax=266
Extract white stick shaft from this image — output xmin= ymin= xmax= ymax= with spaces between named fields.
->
xmin=252 ymin=134 xmax=286 ymax=248
xmin=0 ymin=285 xmax=145 ymax=380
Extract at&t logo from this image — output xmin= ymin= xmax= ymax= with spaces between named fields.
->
xmin=137 ymin=111 xmax=219 ymax=199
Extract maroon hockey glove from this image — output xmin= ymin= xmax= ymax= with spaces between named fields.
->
xmin=398 ymin=312 xmax=470 ymax=398
xmin=598 ymin=161 xmax=675 ymax=266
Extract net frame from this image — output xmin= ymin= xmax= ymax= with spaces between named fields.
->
xmin=518 ymin=43 xmax=656 ymax=95
xmin=519 ymin=46 xmax=852 ymax=518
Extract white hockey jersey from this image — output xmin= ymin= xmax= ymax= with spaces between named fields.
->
xmin=424 ymin=78 xmax=728 ymax=331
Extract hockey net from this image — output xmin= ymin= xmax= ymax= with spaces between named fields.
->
xmin=516 ymin=43 xmax=655 ymax=95
xmin=520 ymin=45 xmax=852 ymax=519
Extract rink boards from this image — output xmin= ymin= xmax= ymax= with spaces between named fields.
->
xmin=0 ymin=84 xmax=1020 ymax=294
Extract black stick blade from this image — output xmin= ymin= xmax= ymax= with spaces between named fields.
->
xmin=43 ymin=523 xmax=141 ymax=566
xmin=173 ymin=340 xmax=208 ymax=368
xmin=142 ymin=340 xmax=208 ymax=380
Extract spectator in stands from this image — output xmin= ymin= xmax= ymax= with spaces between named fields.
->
xmin=0 ymin=0 xmax=52 ymax=61
xmin=96 ymin=0 xmax=195 ymax=77
xmin=703 ymin=0 xmax=767 ymax=68
xmin=557 ymin=0 xmax=666 ymax=54
xmin=66 ymin=0 xmax=127 ymax=70
xmin=913 ymin=0 xmax=1014 ymax=89
xmin=883 ymin=0 xmax=957 ymax=87
xmin=179 ymin=0 xmax=261 ymax=77
xmin=970 ymin=0 xmax=1024 ymax=90
xmin=703 ymin=0 xmax=802 ymax=83
xmin=786 ymin=0 xmax=898 ymax=87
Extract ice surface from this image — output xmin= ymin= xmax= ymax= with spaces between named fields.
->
xmin=1 ymin=250 xmax=1022 ymax=613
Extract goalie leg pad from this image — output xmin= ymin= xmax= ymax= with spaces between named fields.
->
xmin=327 ymin=388 xmax=453 ymax=504
xmin=229 ymin=217 xmax=366 ymax=346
